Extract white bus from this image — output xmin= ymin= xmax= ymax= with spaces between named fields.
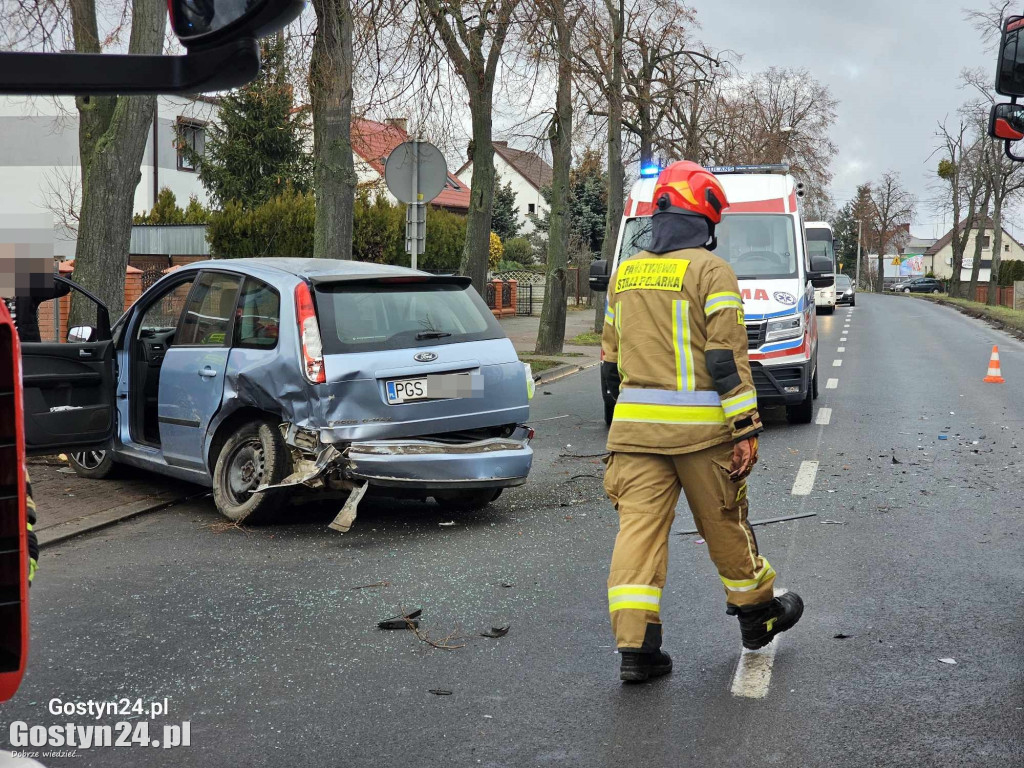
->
xmin=805 ymin=222 xmax=836 ymax=314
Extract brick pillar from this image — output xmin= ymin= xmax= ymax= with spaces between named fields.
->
xmin=124 ymin=268 xmax=143 ymax=311
xmin=491 ymin=279 xmax=503 ymax=318
xmin=1015 ymin=282 xmax=1024 ymax=311
xmin=508 ymin=279 xmax=518 ymax=317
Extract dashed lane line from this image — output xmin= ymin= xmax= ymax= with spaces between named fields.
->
xmin=838 ymin=346 xmax=845 ymax=352
xmin=832 ymin=359 xmax=843 ymax=367
xmin=826 ymin=378 xmax=839 ymax=389
xmin=840 ymin=336 xmax=847 ymax=342
xmin=730 ymin=588 xmax=789 ymax=699
xmin=791 ymin=461 xmax=819 ymax=496
xmin=815 ymin=407 xmax=832 ymax=425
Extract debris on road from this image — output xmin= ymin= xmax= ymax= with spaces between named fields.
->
xmin=428 ymin=689 xmax=453 ymax=696
xmin=439 ymin=521 xmax=456 ymax=527
xmin=378 ymin=609 xmax=422 ymax=630
xmin=351 ymin=581 xmax=390 ymax=590
xmin=500 ymin=582 xmax=514 ymax=588
xmin=480 ymin=625 xmax=510 ymax=639
xmin=821 ymin=520 xmax=847 ymax=525
xmin=938 ymin=658 xmax=958 ymax=665
xmin=833 ymin=633 xmax=851 ymax=640
xmin=329 ymin=481 xmax=368 ymax=533
xmin=695 ymin=538 xmax=705 ymax=544
xmin=938 ymin=435 xmax=948 ymax=440
xmin=678 ymin=512 xmax=816 ymax=536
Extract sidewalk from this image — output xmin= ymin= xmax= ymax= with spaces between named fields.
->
xmin=500 ymin=305 xmax=602 ymax=379
xmin=28 ymin=456 xmax=203 ymax=546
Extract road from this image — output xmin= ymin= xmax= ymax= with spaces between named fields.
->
xmin=3 ymin=293 xmax=1022 ymax=767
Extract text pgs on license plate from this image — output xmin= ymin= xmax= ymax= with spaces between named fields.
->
xmin=385 ymin=373 xmax=483 ymax=404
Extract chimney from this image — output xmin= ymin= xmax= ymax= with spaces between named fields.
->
xmin=386 ymin=117 xmax=408 ymax=133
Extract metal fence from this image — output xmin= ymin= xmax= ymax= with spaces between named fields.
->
xmin=484 ymin=282 xmax=496 ymax=310
xmin=517 ymin=284 xmax=533 ymax=316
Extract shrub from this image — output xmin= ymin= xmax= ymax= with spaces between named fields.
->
xmin=206 ymin=187 xmax=315 ymax=258
xmin=489 ymin=232 xmax=504 ymax=271
xmin=503 ymin=236 xmax=532 ymax=265
xmin=352 ymin=193 xmax=405 ymax=264
xmin=421 ymin=207 xmax=466 ymax=272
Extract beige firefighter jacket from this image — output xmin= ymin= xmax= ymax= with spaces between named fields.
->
xmin=602 ymin=247 xmax=763 ymax=454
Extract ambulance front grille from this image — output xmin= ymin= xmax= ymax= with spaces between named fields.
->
xmin=745 ymin=322 xmax=766 ymax=350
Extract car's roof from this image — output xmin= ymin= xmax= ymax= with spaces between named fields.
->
xmin=181 ymin=258 xmax=427 ymax=281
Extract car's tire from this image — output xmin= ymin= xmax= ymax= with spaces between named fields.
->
xmin=850 ymin=297 xmax=856 ymax=307
xmin=786 ymin=388 xmax=814 ymax=425
xmin=67 ymin=449 xmax=116 ymax=479
xmin=932 ymin=289 xmax=940 ymax=294
xmin=604 ymin=397 xmax=615 ymax=426
xmin=212 ymin=419 xmax=292 ymax=524
xmin=904 ymin=288 xmax=911 ymax=293
xmin=812 ymin=367 xmax=819 ymax=399
xmin=435 ymin=488 xmax=502 ymax=512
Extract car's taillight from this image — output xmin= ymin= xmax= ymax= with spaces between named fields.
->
xmin=294 ymin=282 xmax=325 ymax=384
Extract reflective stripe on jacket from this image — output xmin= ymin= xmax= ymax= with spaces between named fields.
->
xmin=601 ymin=247 xmax=762 ymax=454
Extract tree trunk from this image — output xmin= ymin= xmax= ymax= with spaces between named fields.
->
xmin=595 ymin=0 xmax=624 ymax=333
xmin=69 ymin=0 xmax=163 ymax=325
xmin=536 ymin=12 xmax=572 ymax=356
xmin=988 ymin=193 xmax=1005 ymax=307
xmin=968 ymin=193 xmax=990 ymax=301
xmin=311 ymin=0 xmax=356 ymax=261
xmin=460 ymin=96 xmax=496 ymax=293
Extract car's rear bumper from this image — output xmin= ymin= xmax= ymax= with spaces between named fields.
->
xmin=345 ymin=428 xmax=533 ymax=490
xmin=836 ymin=293 xmax=854 ymax=304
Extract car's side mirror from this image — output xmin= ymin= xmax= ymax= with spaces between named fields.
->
xmin=0 ymin=0 xmax=303 ymax=95
xmin=67 ymin=326 xmax=96 ymax=344
xmin=808 ymin=254 xmax=834 ymax=288
xmin=989 ymin=102 xmax=1024 ymax=141
xmin=589 ymin=259 xmax=610 ymax=292
xmin=997 ymin=16 xmax=1024 ymax=97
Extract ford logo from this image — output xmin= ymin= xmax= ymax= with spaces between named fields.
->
xmin=774 ymin=292 xmax=797 ymax=306
xmin=414 ymin=351 xmax=438 ymax=362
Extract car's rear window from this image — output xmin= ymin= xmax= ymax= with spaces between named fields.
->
xmin=314 ymin=281 xmax=505 ymax=353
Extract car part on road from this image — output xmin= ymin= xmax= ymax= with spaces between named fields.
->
xmin=378 ymin=609 xmax=422 ymax=630
xmin=329 ymin=481 xmax=368 ymax=533
xmin=480 ymin=625 xmax=510 ymax=638
xmin=67 ymin=450 xmax=116 ymax=479
xmin=212 ymin=419 xmax=291 ymax=523
xmin=676 ymin=511 xmax=817 ymax=536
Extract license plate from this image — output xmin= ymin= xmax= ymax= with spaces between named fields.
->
xmin=385 ymin=373 xmax=480 ymax=404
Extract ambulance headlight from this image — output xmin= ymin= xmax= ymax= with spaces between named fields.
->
xmin=765 ymin=316 xmax=803 ymax=342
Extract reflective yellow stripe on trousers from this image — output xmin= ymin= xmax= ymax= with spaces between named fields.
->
xmin=719 ymin=559 xmax=775 ymax=593
xmin=608 ymin=584 xmax=662 ymax=614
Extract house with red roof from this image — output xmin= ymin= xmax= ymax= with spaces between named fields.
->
xmin=455 ymin=141 xmax=552 ymax=235
xmin=351 ymin=117 xmax=471 ymax=213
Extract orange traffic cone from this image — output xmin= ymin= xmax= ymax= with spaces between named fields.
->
xmin=983 ymin=346 xmax=1005 ymax=383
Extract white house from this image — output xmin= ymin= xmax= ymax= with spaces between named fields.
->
xmin=925 ymin=219 xmax=1024 ymax=283
xmin=0 ymin=95 xmax=216 ymax=258
xmin=456 ymin=141 xmax=552 ymax=235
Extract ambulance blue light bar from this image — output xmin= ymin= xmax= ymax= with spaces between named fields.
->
xmin=639 ymin=164 xmax=661 ymax=177
xmin=708 ymin=164 xmax=790 ymax=175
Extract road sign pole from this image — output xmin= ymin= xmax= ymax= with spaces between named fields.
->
xmin=410 ymin=141 xmax=419 ymax=270
xmin=855 ymin=219 xmax=863 ymax=289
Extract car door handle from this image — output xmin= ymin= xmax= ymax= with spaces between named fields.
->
xmin=78 ymin=349 xmax=93 ymax=358
xmin=198 ymin=366 xmax=218 ymax=378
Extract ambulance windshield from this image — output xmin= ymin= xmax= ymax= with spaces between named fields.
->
xmin=618 ymin=214 xmax=799 ymax=280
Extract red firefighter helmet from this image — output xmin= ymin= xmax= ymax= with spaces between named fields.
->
xmin=652 ymin=161 xmax=729 ymax=224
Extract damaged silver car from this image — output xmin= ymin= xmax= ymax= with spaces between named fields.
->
xmin=23 ymin=259 xmax=534 ymax=527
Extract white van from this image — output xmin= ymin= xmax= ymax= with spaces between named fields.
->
xmin=806 ymin=221 xmax=837 ymax=314
xmin=590 ymin=164 xmax=835 ymax=425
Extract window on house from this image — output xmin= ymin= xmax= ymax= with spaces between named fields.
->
xmin=1005 ymin=244 xmax=1011 ymax=252
xmin=527 ymin=203 xmax=536 ymax=214
xmin=982 ymin=235 xmax=991 ymax=249
xmin=447 ymin=178 xmax=461 ymax=190
xmin=176 ymin=119 xmax=206 ymax=172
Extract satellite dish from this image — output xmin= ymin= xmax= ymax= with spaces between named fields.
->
xmin=385 ymin=141 xmax=449 ymax=204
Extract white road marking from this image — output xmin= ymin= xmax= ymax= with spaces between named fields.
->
xmin=832 ymin=359 xmax=843 ymax=367
xmin=791 ymin=461 xmax=819 ymax=496
xmin=816 ymin=407 xmax=832 ymax=425
xmin=840 ymin=336 xmax=847 ymax=341
xmin=826 ymin=378 xmax=839 ymax=389
xmin=730 ymin=588 xmax=789 ymax=699
xmin=838 ymin=346 xmax=845 ymax=352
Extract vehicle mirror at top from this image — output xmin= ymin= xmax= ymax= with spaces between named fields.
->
xmin=169 ymin=0 xmax=304 ymax=47
xmin=996 ymin=16 xmax=1024 ymax=97
xmin=988 ymin=102 xmax=1024 ymax=141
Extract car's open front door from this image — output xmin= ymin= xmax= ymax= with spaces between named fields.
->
xmin=20 ymin=277 xmax=116 ymax=455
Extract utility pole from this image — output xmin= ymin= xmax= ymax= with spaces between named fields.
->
xmin=855 ymin=218 xmax=863 ymax=289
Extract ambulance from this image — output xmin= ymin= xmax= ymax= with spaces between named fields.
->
xmin=590 ymin=164 xmax=835 ymax=426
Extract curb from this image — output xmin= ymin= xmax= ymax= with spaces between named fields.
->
xmin=534 ymin=361 xmax=600 ymax=386
xmin=38 ymin=491 xmax=207 ymax=549
xmin=902 ymin=293 xmax=1024 ymax=342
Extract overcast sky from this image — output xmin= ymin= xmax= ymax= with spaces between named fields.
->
xmin=693 ymin=0 xmax=995 ymax=238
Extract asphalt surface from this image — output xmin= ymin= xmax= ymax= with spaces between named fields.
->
xmin=2 ymin=293 xmax=1022 ymax=767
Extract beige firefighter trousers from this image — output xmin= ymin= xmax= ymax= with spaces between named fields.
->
xmin=604 ymin=442 xmax=776 ymax=650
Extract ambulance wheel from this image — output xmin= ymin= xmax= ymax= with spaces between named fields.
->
xmin=604 ymin=398 xmax=615 ymax=426
xmin=786 ymin=389 xmax=814 ymax=425
xmin=212 ymin=419 xmax=291 ymax=524
xmin=68 ymin=450 xmax=116 ymax=479
xmin=812 ymin=368 xmax=819 ymax=399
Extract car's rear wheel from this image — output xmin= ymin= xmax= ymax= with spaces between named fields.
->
xmin=932 ymin=289 xmax=940 ymax=294
xmin=435 ymin=488 xmax=502 ymax=512
xmin=904 ymin=288 xmax=911 ymax=293
xmin=212 ymin=419 xmax=291 ymax=524
xmin=68 ymin=449 xmax=116 ymax=479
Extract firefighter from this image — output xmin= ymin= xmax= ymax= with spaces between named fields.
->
xmin=602 ymin=161 xmax=803 ymax=683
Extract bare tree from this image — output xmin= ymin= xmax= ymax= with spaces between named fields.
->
xmin=70 ymin=0 xmax=165 ymax=322
xmin=866 ymin=171 xmax=915 ymax=293
xmin=40 ymin=163 xmax=81 ymax=240
xmin=310 ymin=0 xmax=357 ymax=260
xmin=417 ymin=0 xmax=521 ymax=293
xmin=535 ymin=0 xmax=579 ymax=355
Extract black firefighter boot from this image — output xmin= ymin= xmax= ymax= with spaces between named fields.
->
xmin=728 ymin=592 xmax=804 ymax=650
xmin=619 ymin=623 xmax=673 ymax=683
